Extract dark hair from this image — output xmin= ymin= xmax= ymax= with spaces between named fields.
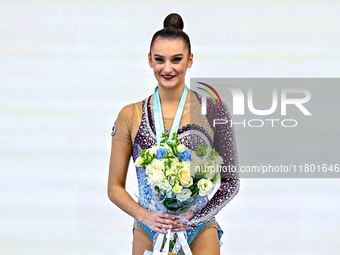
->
xmin=150 ymin=13 xmax=191 ymax=54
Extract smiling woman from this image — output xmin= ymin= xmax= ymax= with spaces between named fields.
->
xmin=107 ymin=13 xmax=240 ymax=255
xmin=148 ymin=38 xmax=193 ymax=92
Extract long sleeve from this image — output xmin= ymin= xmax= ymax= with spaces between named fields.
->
xmin=187 ymin=98 xmax=240 ymax=226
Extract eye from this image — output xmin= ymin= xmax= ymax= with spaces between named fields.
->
xmin=155 ymin=57 xmax=164 ymax=62
xmin=173 ymin=57 xmax=182 ymax=63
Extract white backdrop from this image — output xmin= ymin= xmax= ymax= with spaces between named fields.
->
xmin=1 ymin=0 xmax=340 ymax=254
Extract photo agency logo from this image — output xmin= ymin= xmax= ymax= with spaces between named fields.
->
xmin=193 ymin=81 xmax=312 ymax=128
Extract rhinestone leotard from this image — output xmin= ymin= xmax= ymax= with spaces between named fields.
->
xmin=111 ymin=91 xmax=240 ymax=253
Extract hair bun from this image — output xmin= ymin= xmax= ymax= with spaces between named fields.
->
xmin=163 ymin=13 xmax=184 ymax=30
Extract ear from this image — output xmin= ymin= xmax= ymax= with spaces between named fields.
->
xmin=187 ymin=53 xmax=193 ymax=68
xmin=148 ymin=53 xmax=153 ymax=68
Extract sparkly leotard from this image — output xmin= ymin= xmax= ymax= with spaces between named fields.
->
xmin=111 ymin=91 xmax=240 ymax=253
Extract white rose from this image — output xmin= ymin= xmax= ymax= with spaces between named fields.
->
xmin=197 ymin=179 xmax=213 ymax=196
xmin=178 ymin=163 xmax=193 ymax=187
xmin=177 ymin=144 xmax=186 ymax=153
xmin=135 ymin=156 xmax=144 ymax=167
xmin=176 ymin=188 xmax=192 ymax=202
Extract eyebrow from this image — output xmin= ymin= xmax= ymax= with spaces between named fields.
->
xmin=153 ymin=54 xmax=184 ymax=58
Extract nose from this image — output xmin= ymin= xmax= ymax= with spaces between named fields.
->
xmin=163 ymin=60 xmax=173 ymax=73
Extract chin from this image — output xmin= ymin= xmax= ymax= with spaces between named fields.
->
xmin=158 ymin=78 xmax=184 ymax=90
xmin=158 ymin=82 xmax=180 ymax=90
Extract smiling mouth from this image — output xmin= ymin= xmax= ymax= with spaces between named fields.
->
xmin=162 ymin=75 xmax=175 ymax=80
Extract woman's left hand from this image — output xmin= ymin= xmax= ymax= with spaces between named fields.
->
xmin=171 ymin=211 xmax=195 ymax=232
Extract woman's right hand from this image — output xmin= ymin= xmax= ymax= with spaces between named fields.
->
xmin=140 ymin=211 xmax=177 ymax=234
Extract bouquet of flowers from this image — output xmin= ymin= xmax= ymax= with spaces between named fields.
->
xmin=136 ymin=132 xmax=224 ymax=254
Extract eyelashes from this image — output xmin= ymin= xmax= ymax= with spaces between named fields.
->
xmin=173 ymin=57 xmax=183 ymax=62
xmin=154 ymin=57 xmax=183 ymax=63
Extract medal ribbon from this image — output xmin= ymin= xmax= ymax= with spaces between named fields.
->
xmin=152 ymin=85 xmax=188 ymax=144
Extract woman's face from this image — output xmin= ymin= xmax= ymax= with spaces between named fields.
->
xmin=148 ymin=37 xmax=193 ymax=90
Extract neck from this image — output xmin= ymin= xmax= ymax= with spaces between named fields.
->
xmin=157 ymin=83 xmax=186 ymax=105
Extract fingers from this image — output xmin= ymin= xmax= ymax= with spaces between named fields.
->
xmin=172 ymin=225 xmax=192 ymax=232
xmin=171 ymin=219 xmax=192 ymax=232
xmin=154 ymin=227 xmax=168 ymax=234
xmin=157 ymin=218 xmax=177 ymax=225
xmin=160 ymin=213 xmax=176 ymax=220
xmin=153 ymin=223 xmax=191 ymax=233
xmin=155 ymin=214 xmax=177 ymax=225
xmin=147 ymin=212 xmax=192 ymax=234
xmin=158 ymin=222 xmax=173 ymax=229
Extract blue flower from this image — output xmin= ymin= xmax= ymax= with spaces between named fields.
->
xmin=178 ymin=148 xmax=191 ymax=161
xmin=156 ymin=148 xmax=169 ymax=159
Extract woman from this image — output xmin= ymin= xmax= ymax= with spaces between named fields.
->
xmin=107 ymin=13 xmax=240 ymax=255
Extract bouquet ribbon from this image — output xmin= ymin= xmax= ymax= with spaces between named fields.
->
xmin=153 ymin=230 xmax=192 ymax=255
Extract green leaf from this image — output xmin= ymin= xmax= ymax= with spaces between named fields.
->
xmin=192 ymin=189 xmax=199 ymax=197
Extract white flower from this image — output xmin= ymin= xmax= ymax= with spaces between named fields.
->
xmin=145 ymin=164 xmax=157 ymax=175
xmin=167 ymin=158 xmax=179 ymax=173
xmin=169 ymin=157 xmax=179 ymax=165
xmin=191 ymin=154 xmax=204 ymax=176
xmin=177 ymin=144 xmax=186 ymax=153
xmin=135 ymin=156 xmax=144 ymax=167
xmin=146 ymin=165 xmax=165 ymax=184
xmin=157 ymin=179 xmax=172 ymax=193
xmin=165 ymin=158 xmax=180 ymax=176
xmin=172 ymin=184 xmax=183 ymax=193
xmin=148 ymin=145 xmax=161 ymax=156
xmin=166 ymin=168 xmax=176 ymax=177
xmin=197 ymin=179 xmax=213 ymax=196
xmin=151 ymin=159 xmax=165 ymax=171
xmin=205 ymin=166 xmax=218 ymax=179
xmin=176 ymin=188 xmax=192 ymax=202
xmin=215 ymin=155 xmax=224 ymax=166
xmin=178 ymin=162 xmax=193 ymax=187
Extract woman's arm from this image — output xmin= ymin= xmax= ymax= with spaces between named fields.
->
xmin=107 ymin=105 xmax=177 ymax=234
xmin=107 ymin=138 xmax=149 ymax=223
xmin=187 ymin=99 xmax=240 ymax=226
